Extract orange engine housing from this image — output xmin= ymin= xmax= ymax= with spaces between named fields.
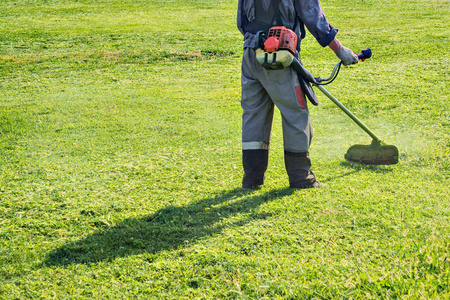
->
xmin=264 ymin=26 xmax=297 ymax=54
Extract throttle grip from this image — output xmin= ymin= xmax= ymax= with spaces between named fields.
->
xmin=357 ymin=48 xmax=372 ymax=61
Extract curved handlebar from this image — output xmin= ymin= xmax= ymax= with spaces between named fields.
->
xmin=292 ymin=48 xmax=373 ymax=85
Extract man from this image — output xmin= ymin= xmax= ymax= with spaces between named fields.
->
xmin=237 ymin=0 xmax=358 ymax=190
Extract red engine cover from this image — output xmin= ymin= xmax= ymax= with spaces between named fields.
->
xmin=264 ymin=26 xmax=297 ymax=54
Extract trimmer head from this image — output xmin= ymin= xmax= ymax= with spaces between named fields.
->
xmin=345 ymin=140 xmax=399 ymax=165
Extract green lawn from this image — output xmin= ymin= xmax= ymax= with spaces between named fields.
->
xmin=1 ymin=0 xmax=449 ymax=298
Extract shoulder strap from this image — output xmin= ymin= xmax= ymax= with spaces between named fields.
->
xmin=271 ymin=0 xmax=283 ymax=26
xmin=292 ymin=0 xmax=305 ymax=39
xmin=246 ymin=0 xmax=283 ymax=34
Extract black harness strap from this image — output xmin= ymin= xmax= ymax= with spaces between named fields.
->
xmin=245 ymin=0 xmax=283 ymax=34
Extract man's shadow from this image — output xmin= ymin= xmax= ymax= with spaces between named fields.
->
xmin=44 ymin=188 xmax=294 ymax=266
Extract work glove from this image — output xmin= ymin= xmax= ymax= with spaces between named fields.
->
xmin=335 ymin=46 xmax=359 ymax=66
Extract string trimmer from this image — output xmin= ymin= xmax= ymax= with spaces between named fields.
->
xmin=254 ymin=26 xmax=398 ymax=165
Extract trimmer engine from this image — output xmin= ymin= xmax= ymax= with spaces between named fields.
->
xmin=255 ymin=26 xmax=298 ymax=70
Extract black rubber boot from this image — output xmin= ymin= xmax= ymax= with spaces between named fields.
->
xmin=242 ymin=149 xmax=269 ymax=190
xmin=284 ymin=150 xmax=318 ymax=189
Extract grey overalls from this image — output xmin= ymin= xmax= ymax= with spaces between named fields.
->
xmin=237 ymin=0 xmax=338 ymax=188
